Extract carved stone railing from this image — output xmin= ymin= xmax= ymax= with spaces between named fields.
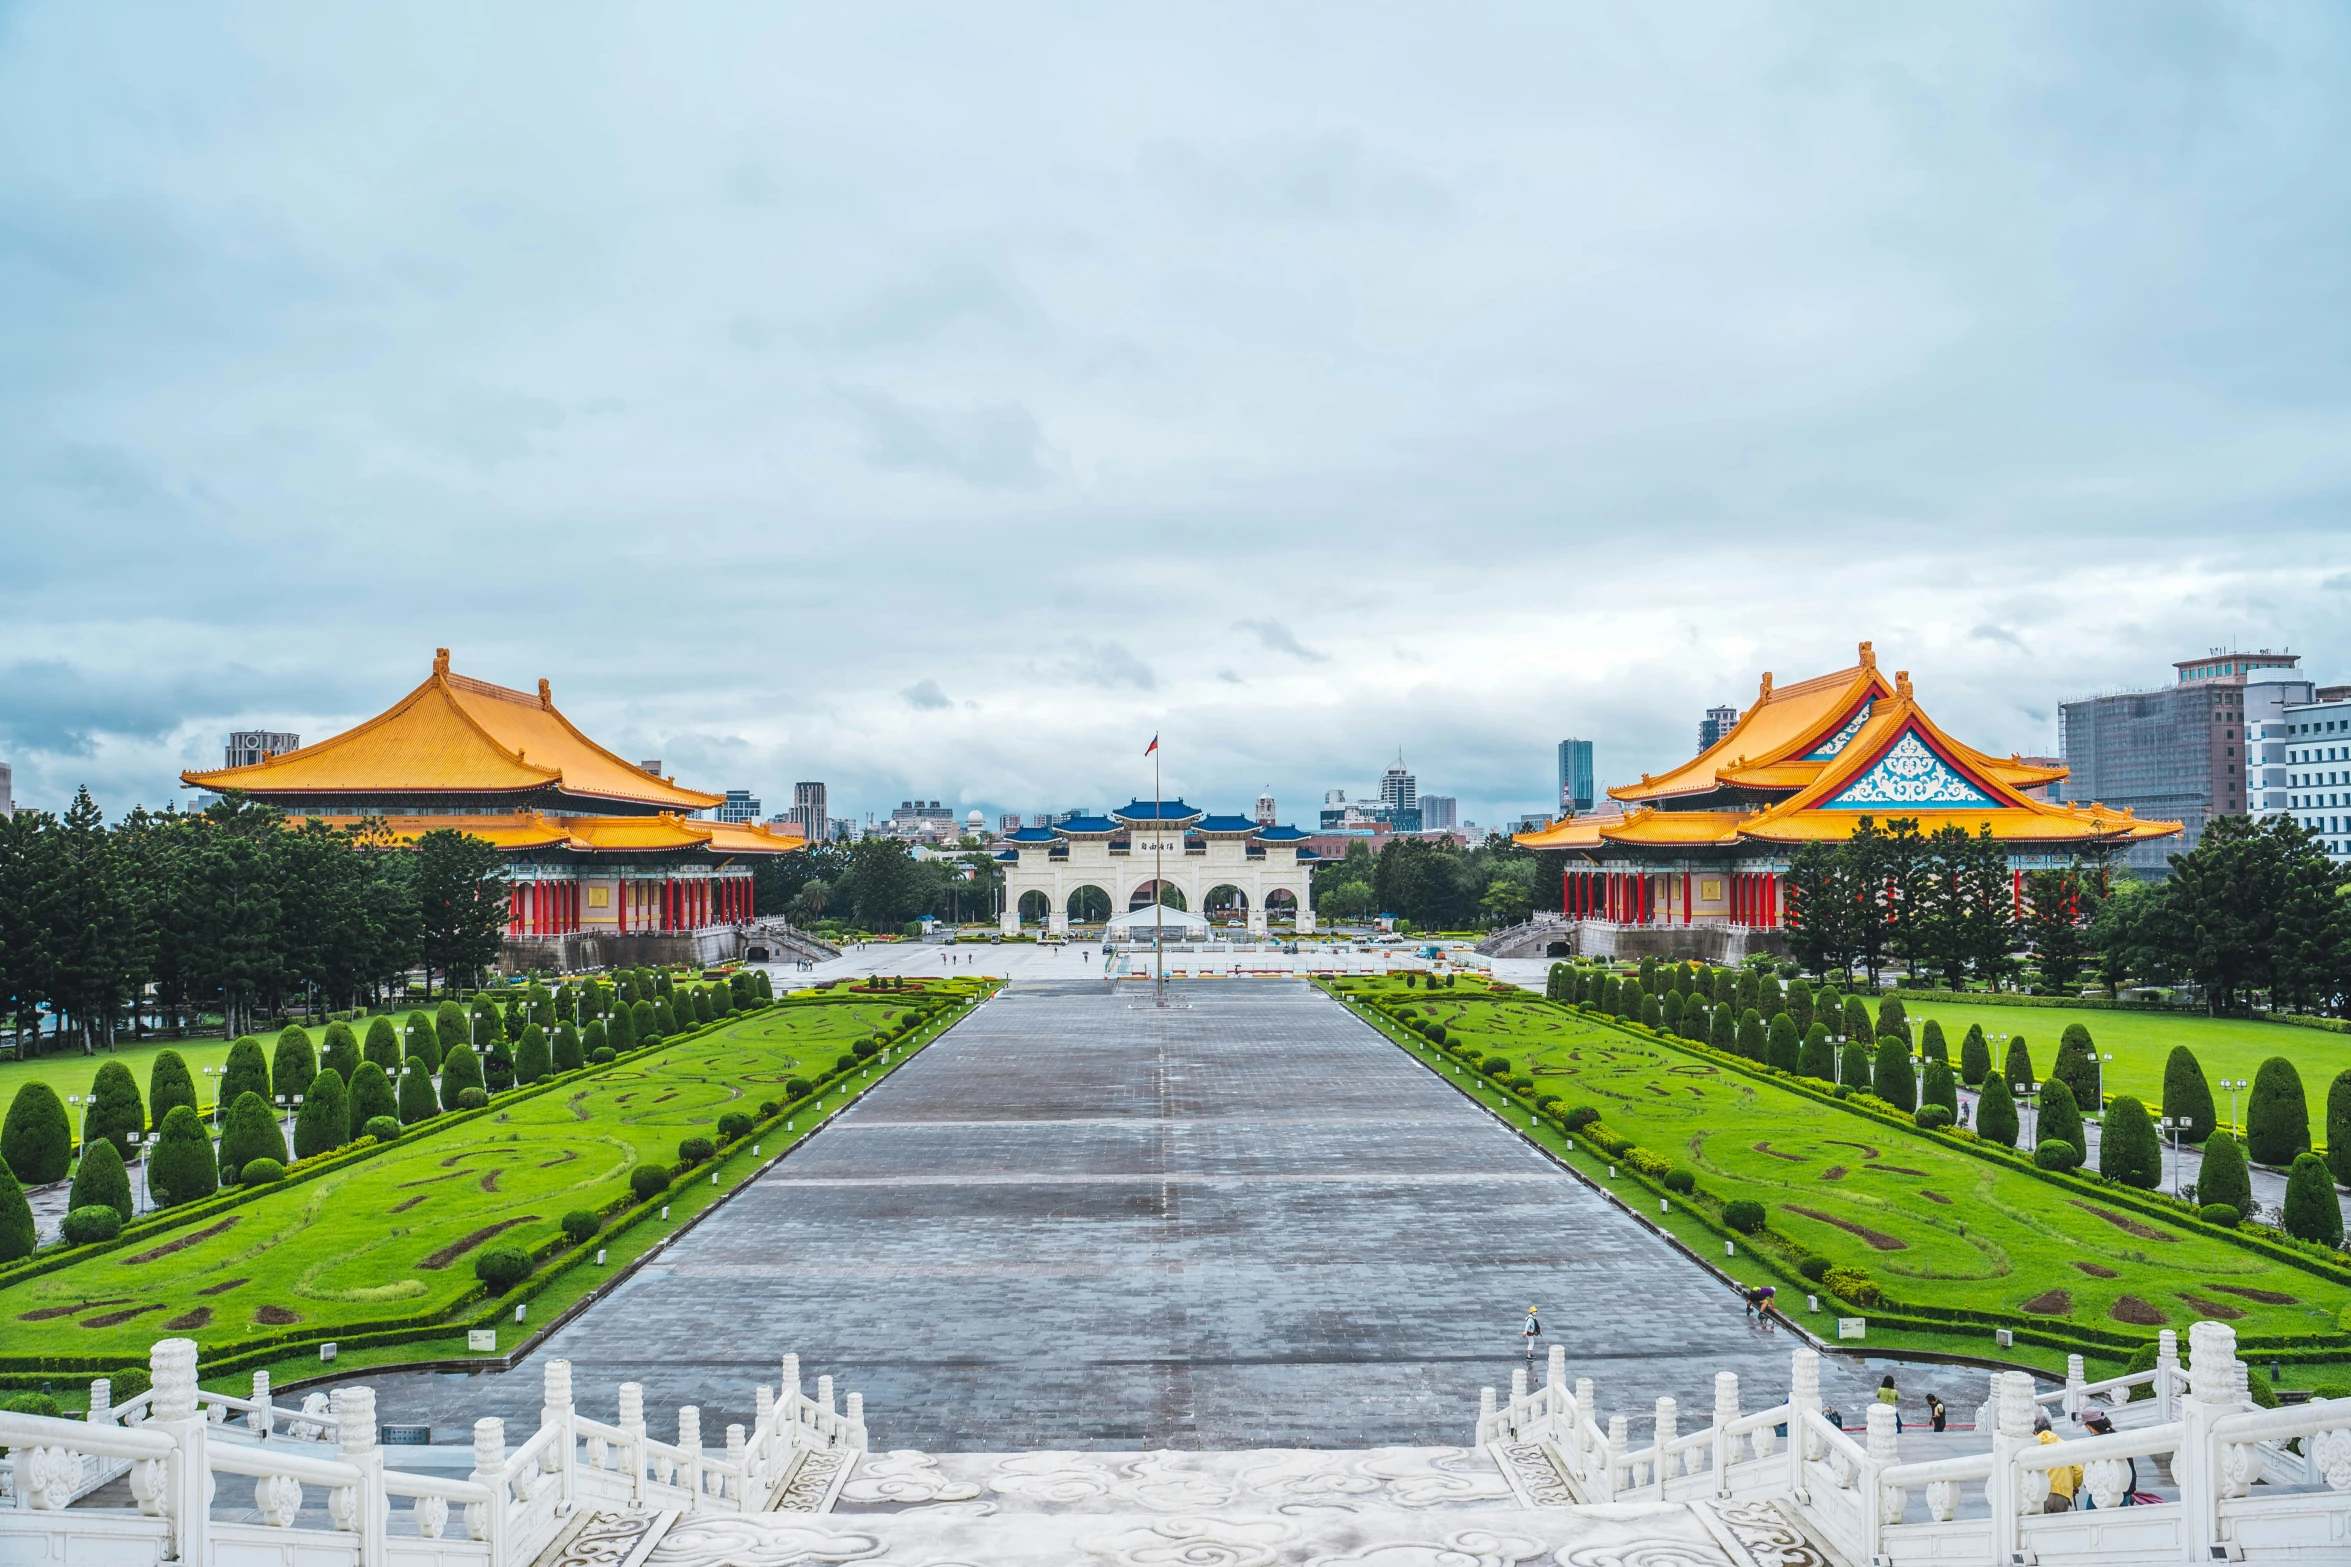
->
xmin=0 ymin=1336 xmax=867 ymax=1567
xmin=1481 ymin=1320 xmax=2351 ymax=1565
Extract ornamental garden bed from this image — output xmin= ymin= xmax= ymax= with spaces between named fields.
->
xmin=1328 ymin=978 xmax=2351 ymax=1372
xmin=1 ymin=978 xmax=988 ymax=1389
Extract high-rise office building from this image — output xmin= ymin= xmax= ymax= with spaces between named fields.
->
xmin=2281 ymin=688 xmax=2351 ymax=863
xmin=715 ymin=789 xmax=761 ymax=823
xmin=1379 ymin=756 xmax=1420 ymax=833
xmin=0 ymin=759 xmax=12 ymax=817
xmin=1420 ymin=794 xmax=1458 ymax=832
xmin=2060 ymin=651 xmax=2309 ymax=872
xmin=999 ymin=813 xmax=1024 ymax=835
xmin=791 ymin=782 xmax=828 ymax=843
xmin=1556 ymin=739 xmax=1594 ymax=815
xmin=1698 ymin=705 xmax=1739 ymax=751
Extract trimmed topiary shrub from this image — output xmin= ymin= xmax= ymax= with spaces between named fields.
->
xmin=785 ymin=1076 xmax=814 ymax=1100
xmin=1723 ymin=1198 xmax=1766 ymax=1234
xmin=148 ymin=1105 xmax=217 ymax=1207
xmin=68 ymin=1135 xmax=133 ymax=1221
xmin=364 ymin=1016 xmax=403 ymax=1073
xmin=2329 ymin=1070 xmax=2351 ymax=1188
xmin=1481 ymin=1056 xmax=1511 ymax=1077
xmin=1797 ymin=1022 xmax=1834 ymax=1081
xmin=2198 ymin=1132 xmax=2252 ymax=1216
xmin=1561 ymin=1105 xmax=1600 ymax=1131
xmin=2034 ymin=1138 xmax=2079 ymax=1171
xmin=2281 ymin=1151 xmax=2343 ymax=1246
xmin=1922 ymin=1058 xmax=1958 ymax=1120
xmin=2099 ymin=1095 xmax=2162 ymax=1190
xmin=1872 ymin=1037 xmax=1917 ymax=1111
xmin=2039 ymin=1077 xmax=2086 ymax=1166
xmin=62 ymin=1205 xmax=124 ymax=1245
xmin=1823 ymin=1265 xmax=1881 ymax=1307
xmin=2162 ymin=1046 xmax=2216 ymax=1145
xmin=592 ymin=1046 xmax=616 ymax=1064
xmin=348 ymin=1060 xmax=397 ymax=1129
xmin=149 ymin=1049 xmax=198 ymax=1125
xmin=474 ymin=1246 xmax=532 ymax=1293
xmin=439 ymin=1044 xmax=485 ymax=1113
xmin=403 ymin=1012 xmax=440 ymax=1072
xmin=1914 ymin=1104 xmax=1954 ymax=1130
xmin=1425 ymin=1024 xmax=1448 ymax=1047
xmin=435 ymin=1000 xmax=469 ymax=1063
xmin=676 ymin=1135 xmax=715 ymax=1166
xmin=1735 ymin=1008 xmax=1765 ymax=1062
xmin=272 ymin=1026 xmax=318 ymax=1105
xmin=1959 ymin=1023 xmax=1990 ymax=1088
xmin=583 ymin=1018 xmax=609 ymax=1057
xmin=293 ymin=1068 xmax=349 ymax=1159
xmin=515 ymin=1024 xmax=551 ymax=1086
xmin=2003 ymin=1035 xmax=2033 ymax=1091
xmin=398 ymin=1056 xmax=438 ymax=1124
xmin=4 ymin=1082 xmax=74 ymax=1186
xmin=81 ymin=1061 xmax=146 ymax=1162
xmin=629 ymin=1163 xmax=669 ymax=1201
xmin=1977 ymin=1073 xmax=2019 ymax=1149
xmin=1919 ymin=1018 xmax=1946 ymax=1064
xmin=1661 ymin=1168 xmax=1696 ymax=1195
xmin=239 ymin=1157 xmax=286 ymax=1185
xmin=0 ymin=1160 xmax=33 ymax=1262
xmin=1842 ymin=995 xmax=1873 ymax=1045
xmin=455 ymin=1087 xmax=489 ymax=1111
xmin=630 ymin=999 xmax=658 ymax=1046
xmin=552 ymin=1023 xmax=583 ymax=1074
xmin=2053 ymin=1022 xmax=2100 ymax=1114
xmin=2199 ymin=1202 xmax=2239 ymax=1227
xmin=1796 ymin=1254 xmax=1830 ymax=1282
xmin=1840 ymin=1039 xmax=1872 ymax=1093
xmin=562 ymin=1210 xmax=602 ymax=1244
xmin=222 ymin=1035 xmax=272 ymax=1106
xmin=363 ymin=1115 xmax=402 ymax=1142
xmin=321 ymin=1021 xmax=361 ymax=1087
xmin=717 ymin=1111 xmax=753 ymax=1142
xmin=2246 ymin=1056 xmax=2310 ymax=1166
xmin=218 ymin=1091 xmax=288 ymax=1184
xmin=852 ymin=1038 xmax=880 ymax=1060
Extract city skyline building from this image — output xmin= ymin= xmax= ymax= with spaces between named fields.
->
xmin=2280 ymin=689 xmax=2351 ymax=863
xmin=1697 ymin=705 xmax=1739 ymax=752
xmin=791 ymin=782 xmax=828 ymax=845
xmin=225 ymin=729 xmax=300 ymax=769
xmin=715 ymin=788 xmax=761 ymax=823
xmin=1556 ymin=739 xmax=1594 ymax=815
xmin=1420 ymin=794 xmax=1458 ymax=832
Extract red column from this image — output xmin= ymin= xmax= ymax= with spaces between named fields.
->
xmin=1682 ymin=870 xmax=1691 ymax=926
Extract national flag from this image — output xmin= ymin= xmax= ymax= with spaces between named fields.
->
xmin=1144 ymin=734 xmax=1159 ymax=756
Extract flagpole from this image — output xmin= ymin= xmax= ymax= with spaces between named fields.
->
xmin=1154 ymin=738 xmax=1165 ymax=1008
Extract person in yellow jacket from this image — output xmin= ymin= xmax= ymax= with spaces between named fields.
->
xmin=2032 ymin=1415 xmax=2080 ymax=1511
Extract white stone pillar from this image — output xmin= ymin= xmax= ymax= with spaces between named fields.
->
xmin=2156 ymin=1327 xmax=2181 ymax=1421
xmin=1653 ymin=1397 xmax=1677 ymax=1495
xmin=1986 ymin=1371 xmax=2035 ymax=1564
xmin=677 ymin=1406 xmax=702 ymax=1501
xmin=618 ymin=1382 xmax=646 ymax=1506
xmin=1866 ymin=1399 xmax=1902 ymax=1543
xmin=250 ymin=1369 xmax=273 ymax=1436
xmin=2181 ymin=1320 xmax=2241 ymax=1559
xmin=1787 ymin=1349 xmax=1820 ymax=1503
xmin=150 ymin=1338 xmax=208 ymax=1566
xmin=1711 ymin=1373 xmax=1739 ymax=1493
xmin=333 ymin=1385 xmax=386 ymax=1567
xmin=467 ymin=1418 xmax=506 ymax=1559
xmin=724 ymin=1425 xmax=745 ymax=1507
xmin=541 ymin=1358 xmax=576 ymax=1513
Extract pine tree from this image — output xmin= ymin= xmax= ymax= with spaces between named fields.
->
xmin=148 ymin=1106 xmax=217 ymax=1207
xmin=397 ymin=1060 xmax=439 ymax=1125
xmin=1876 ymin=994 xmax=1908 ymax=1041
xmin=2038 ymin=1078 xmax=2086 ymax=1167
xmin=82 ymin=1060 xmax=146 ymax=1161
xmin=1766 ymin=1013 xmax=1800 ymax=1071
xmin=2327 ymin=1070 xmax=2351 ymax=1188
xmin=404 ymin=1011 xmax=441 ymax=1071
xmin=2199 ymin=1132 xmax=2252 ymax=1216
xmin=515 ymin=1024 xmax=551 ymax=1085
xmin=365 ymin=1016 xmax=403 ymax=1072
xmin=348 ymin=1060 xmax=398 ymax=1129
xmin=552 ymin=1022 xmax=583 ymax=1073
xmin=2052 ymin=1022 xmax=2100 ymax=1113
xmin=2003 ymin=1035 xmax=2034 ymax=1090
xmin=149 ymin=1049 xmax=198 ymax=1125
xmin=2281 ymin=1152 xmax=2343 ymax=1246
xmin=3 ymin=1082 xmax=73 ymax=1185
xmin=439 ymin=1044 xmax=485 ymax=1111
xmin=320 ymin=1021 xmax=360 ymax=1086
xmin=1798 ymin=1022 xmax=1835 ymax=1080
xmin=1920 ymin=1018 xmax=1947 ymax=1063
xmin=272 ymin=1026 xmax=318 ymax=1105
xmin=2161 ymin=1046 xmax=2217 ymax=1145
xmin=1842 ymin=994 xmax=1873 ymax=1045
xmin=68 ymin=1135 xmax=133 ymax=1220
xmin=0 ymin=1160 xmax=34 ymax=1262
xmin=1959 ymin=1024 xmax=1991 ymax=1088
xmin=1872 ymin=1037 xmax=1917 ymax=1110
xmin=435 ymin=999 xmax=469 ymax=1061
xmin=2099 ymin=1095 xmax=2162 ymax=1189
xmin=294 ymin=1067 xmax=348 ymax=1159
xmin=2245 ymin=1056 xmax=2311 ymax=1166
xmin=217 ymin=1091 xmax=287 ymax=1184
xmin=1840 ymin=1039 xmax=1873 ymax=1091
xmin=221 ymin=1036 xmax=271 ymax=1106
xmin=1923 ymin=1059 xmax=1959 ymax=1120
xmin=1977 ymin=1073 xmax=2019 ymax=1148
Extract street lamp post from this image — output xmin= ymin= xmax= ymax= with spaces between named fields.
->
xmin=2160 ymin=1116 xmax=2180 ymax=1198
xmin=2226 ymin=1078 xmax=2249 ymax=1136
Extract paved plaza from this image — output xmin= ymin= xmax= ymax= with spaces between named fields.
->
xmin=367 ymin=977 xmax=1958 ymax=1449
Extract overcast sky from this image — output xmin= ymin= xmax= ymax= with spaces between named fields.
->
xmin=4 ymin=4 xmax=2348 ymax=830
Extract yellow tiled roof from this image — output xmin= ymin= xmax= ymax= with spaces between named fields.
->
xmin=182 ymin=650 xmax=724 ymax=811
xmin=1613 ymin=645 xmax=1896 ymax=803
xmin=287 ymin=810 xmax=807 ymax=856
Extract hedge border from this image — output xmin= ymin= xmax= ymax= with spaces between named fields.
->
xmin=0 ymin=981 xmax=990 ymax=1390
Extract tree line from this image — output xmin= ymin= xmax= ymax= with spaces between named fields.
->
xmin=1312 ymin=833 xmax=1542 ymax=929
xmin=0 ymin=791 xmax=511 ymax=1056
xmin=1780 ymin=813 xmax=2351 ymax=1013
xmin=753 ymin=837 xmax=1003 ymax=931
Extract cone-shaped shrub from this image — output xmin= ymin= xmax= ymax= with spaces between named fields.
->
xmin=221 ymin=1036 xmax=271 ymax=1106
xmin=1959 ymin=1024 xmax=1990 ymax=1088
xmin=2003 ymin=1035 xmax=2034 ymax=1090
xmin=1709 ymin=1004 xmax=1736 ymax=1052
xmin=1797 ymin=1022 xmax=1835 ymax=1080
xmin=1735 ymin=1007 xmax=1765 ymax=1060
xmin=149 ymin=1049 xmax=198 ymax=1125
xmin=2162 ymin=1047 xmax=2217 ymax=1146
xmin=3 ymin=1082 xmax=73 ymax=1185
xmin=2053 ymin=1022 xmax=2100 ymax=1113
xmin=2099 ymin=1095 xmax=2162 ymax=1190
xmin=148 ymin=1105 xmax=217 ymax=1207
xmin=2199 ymin=1131 xmax=2252 ymax=1215
xmin=0 ymin=1160 xmax=33 ymax=1261
xmin=713 ymin=982 xmax=736 ymax=1017
xmin=1876 ymin=995 xmax=1907 ymax=1041
xmin=435 ymin=1000 xmax=469 ymax=1061
xmin=1840 ymin=1040 xmax=1872 ymax=1091
xmin=1977 ymin=1073 xmax=2019 ymax=1149
xmin=552 ymin=1022 xmax=583 ymax=1073
xmin=398 ymin=1060 xmax=439 ymax=1125
xmin=515 ymin=1024 xmax=551 ymax=1086
xmin=608 ymin=1004 xmax=636 ymax=1052
xmin=2246 ymin=1056 xmax=2310 ymax=1166
xmin=472 ymin=1000 xmax=502 ymax=1053
xmin=404 ymin=1011 xmax=440 ymax=1071
xmin=1788 ymin=979 xmax=1814 ymax=1035
xmin=82 ymin=1061 xmax=147 ymax=1161
xmin=293 ymin=1068 xmax=348 ymax=1159
xmin=1757 ymin=973 xmax=1784 ymax=1018
xmin=2281 ymin=1151 xmax=2343 ymax=1246
xmin=2038 ymin=1077 xmax=2086 ymax=1167
xmin=631 ymin=999 xmax=658 ymax=1045
xmin=1661 ymin=990 xmax=1685 ymax=1031
xmin=1920 ymin=1018 xmax=1947 ymax=1064
xmin=657 ymin=997 xmax=681 ymax=1036
xmin=321 ymin=1021 xmax=360 ymax=1087
xmin=217 ymin=1091 xmax=287 ymax=1185
xmin=1638 ymin=993 xmax=1662 ymax=1030
xmin=1765 ymin=1013 xmax=1800 ymax=1072
xmin=272 ymin=1026 xmax=317 ymax=1104
xmin=691 ymin=989 xmax=714 ymax=1026
xmin=1842 ymin=995 xmax=1873 ymax=1045
xmin=1923 ymin=1059 xmax=1959 ymax=1121
xmin=1873 ymin=1037 xmax=1917 ymax=1110
xmin=583 ymin=1019 xmax=609 ymax=1057
xmin=68 ymin=1135 xmax=133 ymax=1220
xmin=439 ymin=1044 xmax=485 ymax=1112
xmin=2327 ymin=1070 xmax=2351 ymax=1188
xmin=348 ymin=1060 xmax=397 ymax=1130
xmin=364 ymin=1017 xmax=403 ymax=1073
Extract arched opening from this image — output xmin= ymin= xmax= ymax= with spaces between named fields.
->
xmin=1127 ymin=880 xmax=1188 ymax=912
xmin=1016 ymin=890 xmax=1052 ymax=926
xmin=1264 ymin=888 xmax=1299 ymax=925
xmin=1545 ymin=941 xmax=1569 ymax=958
xmin=1203 ymin=884 xmax=1249 ymax=924
xmin=1066 ymin=885 xmax=1113 ymax=924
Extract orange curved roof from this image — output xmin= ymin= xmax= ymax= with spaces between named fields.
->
xmin=287 ymin=810 xmax=806 ymax=856
xmin=182 ymin=650 xmax=722 ymax=811
xmin=1614 ymin=646 xmax=1896 ymax=803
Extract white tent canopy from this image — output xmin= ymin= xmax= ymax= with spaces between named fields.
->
xmin=1103 ymin=902 xmax=1211 ymax=938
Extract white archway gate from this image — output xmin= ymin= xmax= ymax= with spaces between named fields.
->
xmin=995 ymin=800 xmax=1317 ymax=937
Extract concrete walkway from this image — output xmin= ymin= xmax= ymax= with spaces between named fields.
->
xmin=362 ymin=978 xmax=1962 ymax=1448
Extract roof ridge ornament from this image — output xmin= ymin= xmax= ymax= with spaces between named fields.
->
xmin=1858 ymin=640 xmax=1876 ymax=669
xmin=538 ymin=678 xmax=552 ymax=709
xmin=1896 ymin=670 xmax=1913 ymax=699
xmin=1759 ymin=671 xmax=1773 ymax=700
xmin=433 ymin=647 xmax=451 ymax=677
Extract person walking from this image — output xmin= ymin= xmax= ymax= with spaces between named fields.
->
xmin=1876 ymin=1374 xmax=1903 ymax=1433
xmin=2079 ymin=1410 xmax=2135 ymax=1505
xmin=1927 ymin=1393 xmax=1947 ymax=1432
xmin=2032 ymin=1415 xmax=2079 ymax=1511
xmin=1521 ymin=1305 xmax=1542 ymax=1363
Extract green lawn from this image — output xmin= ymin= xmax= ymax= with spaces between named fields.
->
xmin=1343 ymin=981 xmax=2350 ymax=1357
xmin=0 ymin=1036 xmax=251 ymax=1121
xmin=1905 ymin=1000 xmax=2349 ymax=1142
xmin=1 ymin=986 xmax=964 ymax=1363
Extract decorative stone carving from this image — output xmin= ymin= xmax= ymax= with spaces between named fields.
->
xmin=2189 ymin=1321 xmax=2239 ymax=1405
xmin=254 ymin=1472 xmax=302 ymax=1527
xmin=249 ymin=1371 xmax=272 ymax=1435
xmin=1997 ymin=1373 xmax=2034 ymax=1439
xmin=1654 ymin=1398 xmax=1677 ymax=1482
xmin=468 ymin=1417 xmax=505 ymax=1540
xmin=21 ymin=1446 xmax=79 ymax=1510
xmin=150 ymin=1338 xmax=199 ymax=1423
xmin=330 ymin=1485 xmax=359 ymax=1532
xmin=415 ymin=1494 xmax=449 ymax=1539
xmin=2079 ymin=1457 xmax=2129 ymax=1511
xmin=2310 ymin=1426 xmax=2351 ymax=1492
xmin=2218 ymin=1441 xmax=2257 ymax=1500
xmin=130 ymin=1455 xmax=169 ymax=1517
xmin=1866 ymin=1403 xmax=1902 ymax=1521
xmin=334 ymin=1385 xmax=377 ymax=1454
xmin=1924 ymin=1479 xmax=1960 ymax=1522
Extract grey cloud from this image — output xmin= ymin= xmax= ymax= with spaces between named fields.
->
xmin=1054 ymin=640 xmax=1157 ymax=691
xmin=901 ymin=679 xmax=952 ymax=710
xmin=1235 ymin=619 xmax=1329 ymax=663
xmin=834 ymin=386 xmax=1050 ymax=486
xmin=1217 ymin=669 xmax=1245 ymax=684
xmin=1968 ymin=624 xmax=2031 ymax=654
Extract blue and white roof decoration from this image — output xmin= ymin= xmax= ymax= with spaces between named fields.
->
xmin=1001 ymin=826 xmax=1061 ymax=843
xmin=1252 ymin=824 xmax=1311 ymax=842
xmin=1053 ymin=815 xmax=1121 ymax=834
xmin=1112 ymin=799 xmax=1204 ymax=823
xmin=1820 ymin=729 xmax=1995 ymax=810
xmin=1194 ymin=814 xmax=1262 ymax=833
xmin=1803 ymin=700 xmax=1874 ymax=762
